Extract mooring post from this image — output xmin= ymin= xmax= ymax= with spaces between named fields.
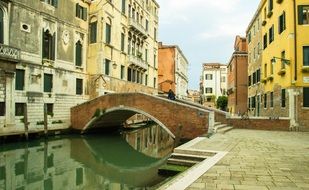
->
xmin=44 ymin=104 xmax=48 ymax=137
xmin=24 ymin=104 xmax=29 ymax=140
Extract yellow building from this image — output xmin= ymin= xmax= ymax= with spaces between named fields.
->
xmin=247 ymin=0 xmax=309 ymax=131
xmin=87 ymin=0 xmax=159 ymax=98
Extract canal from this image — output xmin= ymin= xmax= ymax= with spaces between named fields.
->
xmin=0 ymin=123 xmax=175 ymax=190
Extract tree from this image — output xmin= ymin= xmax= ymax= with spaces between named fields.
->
xmin=216 ymin=96 xmax=228 ymax=111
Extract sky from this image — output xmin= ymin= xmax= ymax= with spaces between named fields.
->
xmin=156 ymin=0 xmax=260 ymax=90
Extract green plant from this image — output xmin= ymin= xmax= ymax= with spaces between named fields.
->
xmin=52 ymin=120 xmax=63 ymax=124
xmin=37 ymin=121 xmax=44 ymax=125
xmin=216 ymin=96 xmax=228 ymax=111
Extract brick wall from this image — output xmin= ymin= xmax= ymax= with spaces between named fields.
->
xmin=227 ymin=118 xmax=290 ymax=131
xmin=297 ymin=88 xmax=309 ymax=131
xmin=71 ymin=93 xmax=210 ymax=139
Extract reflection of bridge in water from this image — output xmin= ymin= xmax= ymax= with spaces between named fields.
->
xmin=71 ymin=93 xmax=211 ymax=139
xmin=0 ymin=124 xmax=174 ymax=189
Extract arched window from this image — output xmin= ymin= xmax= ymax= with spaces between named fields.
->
xmin=75 ymin=41 xmax=82 ymax=66
xmin=105 ymin=18 xmax=112 ymax=44
xmin=42 ymin=30 xmax=55 ymax=60
xmin=0 ymin=8 xmax=4 ymax=44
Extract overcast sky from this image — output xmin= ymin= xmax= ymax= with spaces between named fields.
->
xmin=156 ymin=0 xmax=260 ymax=90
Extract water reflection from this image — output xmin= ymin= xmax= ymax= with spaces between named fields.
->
xmin=0 ymin=124 xmax=174 ymax=189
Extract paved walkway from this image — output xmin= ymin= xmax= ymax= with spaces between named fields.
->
xmin=185 ymin=129 xmax=309 ymax=190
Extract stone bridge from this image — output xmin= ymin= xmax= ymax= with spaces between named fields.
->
xmin=71 ymin=93 xmax=210 ymax=139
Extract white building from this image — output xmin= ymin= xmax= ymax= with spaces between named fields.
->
xmin=200 ymin=63 xmax=227 ymax=106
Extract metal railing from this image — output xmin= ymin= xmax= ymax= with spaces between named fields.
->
xmin=0 ymin=43 xmax=20 ymax=62
xmin=128 ymin=18 xmax=148 ymax=38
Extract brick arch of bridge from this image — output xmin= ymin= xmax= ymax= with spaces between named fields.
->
xmin=71 ymin=93 xmax=210 ymax=139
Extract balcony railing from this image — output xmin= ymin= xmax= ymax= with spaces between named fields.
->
xmin=128 ymin=55 xmax=148 ymax=70
xmin=0 ymin=44 xmax=20 ymax=62
xmin=128 ymin=18 xmax=148 ymax=39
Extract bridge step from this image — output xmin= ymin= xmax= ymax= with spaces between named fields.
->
xmin=170 ymin=153 xmax=208 ymax=162
xmin=167 ymin=158 xmax=200 ymax=167
xmin=173 ymin=149 xmax=217 ymax=157
xmin=217 ymin=126 xmax=233 ymax=134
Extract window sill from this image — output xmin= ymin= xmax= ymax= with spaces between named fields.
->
xmin=75 ymin=66 xmax=84 ymax=70
xmin=302 ymin=107 xmax=309 ymax=110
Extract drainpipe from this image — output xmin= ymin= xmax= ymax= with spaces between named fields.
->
xmin=292 ymin=0 xmax=298 ymax=129
xmin=293 ymin=0 xmax=297 ymax=82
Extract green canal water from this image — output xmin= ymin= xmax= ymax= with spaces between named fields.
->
xmin=0 ymin=124 xmax=175 ymax=190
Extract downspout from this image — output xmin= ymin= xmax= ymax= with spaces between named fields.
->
xmin=293 ymin=0 xmax=297 ymax=82
xmin=235 ymin=53 xmax=238 ymax=107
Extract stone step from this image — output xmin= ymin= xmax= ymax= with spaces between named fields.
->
xmin=170 ymin=153 xmax=208 ymax=161
xmin=217 ymin=126 xmax=233 ymax=134
xmin=173 ymin=148 xmax=217 ymax=157
xmin=167 ymin=158 xmax=199 ymax=167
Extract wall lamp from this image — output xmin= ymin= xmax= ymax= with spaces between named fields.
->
xmin=271 ymin=57 xmax=290 ymax=65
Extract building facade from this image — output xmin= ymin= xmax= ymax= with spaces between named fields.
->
xmin=88 ymin=0 xmax=159 ymax=98
xmin=227 ymin=36 xmax=248 ymax=115
xmin=246 ymin=0 xmax=309 ymax=130
xmin=0 ymin=0 xmax=89 ymax=132
xmin=158 ymin=42 xmax=189 ymax=99
xmin=200 ymin=63 xmax=227 ymax=107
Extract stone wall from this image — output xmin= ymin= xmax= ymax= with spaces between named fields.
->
xmin=227 ymin=118 xmax=290 ymax=131
xmin=297 ymin=88 xmax=309 ymax=131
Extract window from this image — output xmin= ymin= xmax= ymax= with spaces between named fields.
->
xmin=121 ymin=0 xmax=126 ymax=14
xmin=248 ymin=98 xmax=251 ymax=108
xmin=45 ymin=103 xmax=53 ymax=116
xmin=104 ymin=59 xmax=110 ymax=75
xmin=44 ymin=73 xmax=53 ymax=92
xmin=0 ymin=102 xmax=5 ymax=116
xmin=271 ymin=60 xmax=274 ymax=75
xmin=270 ymin=92 xmax=274 ymax=107
xmin=145 ymin=74 xmax=148 ymax=85
xmin=257 ymin=43 xmax=260 ymax=55
xmin=253 ymin=72 xmax=257 ymax=84
xmin=15 ymin=103 xmax=25 ymax=116
xmin=281 ymin=89 xmax=286 ymax=107
xmin=221 ymin=76 xmax=226 ymax=82
xmin=127 ymin=68 xmax=132 ymax=81
xmin=41 ymin=0 xmax=58 ymax=7
xmin=76 ymin=4 xmax=87 ymax=21
xmin=121 ymin=33 xmax=125 ymax=52
xmin=303 ymin=46 xmax=309 ymax=66
xmin=76 ymin=168 xmax=84 ymax=186
xmin=15 ymin=69 xmax=25 ymax=90
xmin=248 ymin=75 xmax=251 ymax=86
xmin=154 ymin=27 xmax=157 ymax=41
xmin=264 ymin=94 xmax=267 ymax=108
xmin=105 ymin=23 xmax=111 ymax=44
xmin=146 ymin=19 xmax=149 ymax=31
xmin=132 ymin=70 xmax=136 ymax=82
xmin=281 ymin=51 xmax=286 ymax=69
xmin=263 ymin=33 xmax=268 ymax=49
xmin=257 ymin=69 xmax=261 ymax=82
xmin=153 ymin=77 xmax=156 ymax=88
xmin=75 ymin=41 xmax=82 ymax=66
xmin=248 ymin=32 xmax=251 ymax=43
xmin=269 ymin=25 xmax=274 ymax=44
xmin=0 ymin=8 xmax=3 ymax=44
xmin=304 ymin=87 xmax=309 ymax=107
xmin=90 ymin=21 xmax=97 ymax=43
xmin=145 ymin=49 xmax=148 ymax=62
xmin=205 ymin=88 xmax=213 ymax=94
xmin=298 ymin=5 xmax=309 ymax=25
xmin=268 ymin=0 xmax=273 ymax=12
xmin=121 ymin=65 xmax=125 ymax=79
xmin=264 ymin=63 xmax=268 ymax=77
xmin=153 ymin=53 xmax=157 ymax=68
xmin=42 ymin=30 xmax=55 ymax=60
xmin=205 ymin=74 xmax=213 ymax=80
xmin=279 ymin=11 xmax=286 ymax=34
xmin=251 ymin=96 xmax=256 ymax=108
xmin=76 ymin=78 xmax=83 ymax=95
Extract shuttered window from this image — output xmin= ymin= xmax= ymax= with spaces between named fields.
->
xmin=304 ymin=46 xmax=309 ymax=66
xmin=0 ymin=9 xmax=3 ymax=44
xmin=281 ymin=89 xmax=286 ymax=107
xmin=75 ymin=41 xmax=82 ymax=66
xmin=90 ymin=22 xmax=97 ymax=43
xmin=105 ymin=59 xmax=110 ymax=75
xmin=270 ymin=92 xmax=274 ymax=107
xmin=279 ymin=11 xmax=286 ymax=34
xmin=264 ymin=94 xmax=267 ymax=108
xmin=42 ymin=30 xmax=55 ymax=60
xmin=263 ymin=33 xmax=268 ymax=49
xmin=304 ymin=87 xmax=309 ymax=107
xmin=40 ymin=0 xmax=58 ymax=7
xmin=121 ymin=33 xmax=125 ymax=52
xmin=298 ymin=5 xmax=309 ymax=25
xmin=44 ymin=73 xmax=53 ymax=92
xmin=105 ymin=23 xmax=111 ymax=44
xmin=76 ymin=4 xmax=87 ymax=21
xmin=121 ymin=65 xmax=125 ymax=79
xmin=15 ymin=69 xmax=25 ymax=90
xmin=76 ymin=78 xmax=83 ymax=95
xmin=15 ymin=103 xmax=25 ymax=116
xmin=0 ymin=102 xmax=5 ymax=116
xmin=269 ymin=25 xmax=274 ymax=44
xmin=122 ymin=0 xmax=126 ymax=14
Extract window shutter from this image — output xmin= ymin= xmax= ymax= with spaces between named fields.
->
xmin=76 ymin=4 xmax=79 ymax=17
xmin=304 ymin=87 xmax=309 ymax=107
xmin=298 ymin=5 xmax=304 ymax=25
xmin=283 ymin=11 xmax=286 ymax=30
xmin=53 ymin=0 xmax=58 ymax=8
xmin=15 ymin=70 xmax=25 ymax=90
xmin=51 ymin=33 xmax=56 ymax=60
xmin=75 ymin=42 xmax=82 ymax=66
xmin=0 ymin=10 xmax=3 ymax=44
xmin=42 ymin=29 xmax=45 ymax=58
xmin=83 ymin=8 xmax=87 ymax=21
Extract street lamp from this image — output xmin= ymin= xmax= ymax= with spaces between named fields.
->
xmin=271 ymin=57 xmax=290 ymax=65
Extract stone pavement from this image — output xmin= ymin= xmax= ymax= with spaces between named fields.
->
xmin=186 ymin=129 xmax=309 ymax=190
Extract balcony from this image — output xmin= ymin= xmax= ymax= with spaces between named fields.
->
xmin=128 ymin=55 xmax=148 ymax=70
xmin=128 ymin=18 xmax=148 ymax=39
xmin=0 ymin=44 xmax=20 ymax=63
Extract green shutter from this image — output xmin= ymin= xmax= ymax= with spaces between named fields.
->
xmin=15 ymin=70 xmax=25 ymax=90
xmin=53 ymin=0 xmax=58 ymax=8
xmin=298 ymin=5 xmax=304 ymax=25
xmin=105 ymin=24 xmax=111 ymax=44
xmin=83 ymin=7 xmax=87 ymax=21
xmin=44 ymin=74 xmax=52 ymax=92
xmin=304 ymin=87 xmax=309 ymax=107
xmin=76 ymin=4 xmax=79 ymax=17
xmin=121 ymin=33 xmax=125 ymax=51
xmin=304 ymin=47 xmax=309 ymax=66
xmin=0 ymin=9 xmax=3 ymax=44
xmin=51 ymin=33 xmax=55 ymax=60
xmin=75 ymin=41 xmax=82 ymax=66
